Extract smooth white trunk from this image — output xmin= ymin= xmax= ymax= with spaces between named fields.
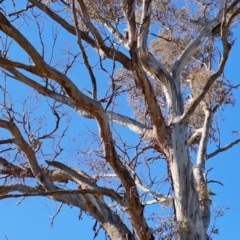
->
xmin=169 ymin=123 xmax=206 ymax=240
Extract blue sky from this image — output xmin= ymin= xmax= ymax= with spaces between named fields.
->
xmin=0 ymin=2 xmax=240 ymax=240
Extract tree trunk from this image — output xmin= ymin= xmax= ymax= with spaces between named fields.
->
xmin=169 ymin=123 xmax=206 ymax=240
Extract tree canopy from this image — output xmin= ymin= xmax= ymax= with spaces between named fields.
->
xmin=0 ymin=0 xmax=240 ymax=239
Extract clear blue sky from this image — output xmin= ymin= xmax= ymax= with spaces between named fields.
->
xmin=0 ymin=3 xmax=240 ymax=240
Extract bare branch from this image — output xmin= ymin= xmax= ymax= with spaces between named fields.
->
xmin=46 ymin=160 xmax=126 ymax=207
xmin=50 ymin=203 xmax=63 ymax=227
xmin=76 ymin=0 xmax=105 ymax=46
xmin=207 ymin=180 xmax=224 ymax=186
xmin=92 ymin=172 xmax=172 ymax=207
xmin=135 ymin=174 xmax=173 ymax=207
xmin=3 ymin=66 xmax=149 ymax=136
xmin=0 ymin=12 xmax=45 ymax=66
xmin=25 ymin=0 xmax=132 ymax=70
xmin=27 ymin=0 xmax=94 ymax=43
xmin=0 ymin=139 xmax=14 ymax=145
xmin=74 ymin=0 xmax=131 ymax=69
xmin=207 ymin=139 xmax=240 ymax=160
xmin=0 ymin=183 xmax=37 ymax=195
xmin=106 ymin=111 xmax=151 ymax=136
xmin=0 ymin=119 xmax=55 ymax=190
xmin=0 ymin=57 xmax=35 ymax=71
xmin=72 ymin=1 xmax=97 ymax=100
xmin=142 ymin=199 xmax=160 ymax=206
xmin=0 ymin=157 xmax=69 ymax=183
xmin=7 ymin=3 xmax=34 ymax=17
xmin=0 ymin=165 xmax=133 ymax=239
xmin=0 ymin=188 xmax=123 ymax=201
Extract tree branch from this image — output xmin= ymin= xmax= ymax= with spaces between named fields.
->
xmin=121 ymin=0 xmax=167 ymax=142
xmin=0 ymin=22 xmax=151 ymax=234
xmin=0 ymin=166 xmax=133 ymax=239
xmin=0 ymin=184 xmax=38 ymax=196
xmin=91 ymin=172 xmax=173 ymax=207
xmin=0 ymin=139 xmax=14 ymax=145
xmin=135 ymin=173 xmax=173 ymax=207
xmin=0 ymin=188 xmax=123 ymax=201
xmin=137 ymin=0 xmax=182 ymax=120
xmin=206 ymin=139 xmax=240 ymax=160
xmin=0 ymin=119 xmax=55 ymax=190
xmin=0 ymin=12 xmax=45 ymax=67
xmin=121 ymin=0 xmax=136 ymax=49
xmin=74 ymin=0 xmax=131 ymax=69
xmin=196 ymin=108 xmax=212 ymax=167
xmin=172 ymin=0 xmax=239 ymax=76
xmin=27 ymin=0 xmax=95 ymax=44
xmin=2 ymin=66 xmax=150 ymax=135
xmin=193 ymin=107 xmax=212 ymax=231
xmin=180 ymin=34 xmax=232 ymax=122
xmin=0 ymin=157 xmax=70 ymax=183
xmin=72 ymin=1 xmax=97 ymax=100
xmin=0 ymin=12 xmax=105 ymax=118
xmin=0 ymin=57 xmax=35 ymax=71
xmin=187 ymin=128 xmax=202 ymax=146
xmin=25 ymin=0 xmax=132 ymax=70
xmin=46 ymin=160 xmax=126 ymax=207
xmin=106 ymin=111 xmax=151 ymax=136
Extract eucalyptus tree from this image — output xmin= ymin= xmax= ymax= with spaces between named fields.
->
xmin=0 ymin=0 xmax=240 ymax=239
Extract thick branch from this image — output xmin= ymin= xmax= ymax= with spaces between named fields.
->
xmin=0 ymin=139 xmax=14 ymax=145
xmin=180 ymin=39 xmax=232 ymax=122
xmin=0 ymin=184 xmax=37 ymax=195
xmin=107 ymin=111 xmax=151 ymax=135
xmin=0 ymin=156 xmax=124 ymax=207
xmin=0 ymin=12 xmax=45 ymax=66
xmin=46 ymin=160 xmax=126 ymax=207
xmin=137 ymin=0 xmax=181 ymax=120
xmin=187 ymin=128 xmax=202 ymax=146
xmin=0 ymin=182 xmax=133 ymax=239
xmin=196 ymin=108 xmax=212 ymax=167
xmin=19 ymin=0 xmax=132 ymax=70
xmin=2 ymin=66 xmax=149 ymax=135
xmin=0 ymin=164 xmax=133 ymax=239
xmin=123 ymin=1 xmax=166 ymax=140
xmin=0 ymin=157 xmax=70 ymax=183
xmin=193 ymin=108 xmax=212 ymax=231
xmin=74 ymin=0 xmax=131 ymax=69
xmin=172 ymin=0 xmax=239 ymax=76
xmin=76 ymin=0 xmax=105 ymax=47
xmin=0 ymin=188 xmax=121 ymax=200
xmin=0 ymin=57 xmax=35 ymax=72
